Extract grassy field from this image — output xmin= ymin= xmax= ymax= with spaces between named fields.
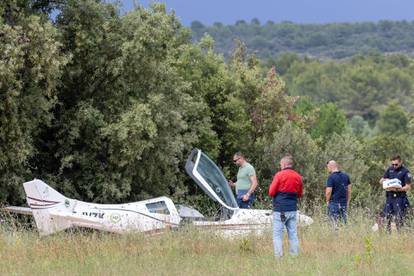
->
xmin=0 ymin=212 xmax=413 ymax=276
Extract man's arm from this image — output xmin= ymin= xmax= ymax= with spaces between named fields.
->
xmin=380 ymin=169 xmax=389 ymax=185
xmin=246 ymin=175 xmax=258 ymax=196
xmin=269 ymin=174 xmax=279 ymax=197
xmin=325 ymin=187 xmax=332 ymax=205
xmin=347 ymin=184 xmax=352 ymax=209
xmin=398 ymin=171 xmax=412 ymax=192
xmin=397 ymin=183 xmax=411 ymax=192
xmin=242 ymin=175 xmax=258 ymax=201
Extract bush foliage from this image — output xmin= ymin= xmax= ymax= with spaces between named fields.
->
xmin=1 ymin=1 xmax=414 ymax=213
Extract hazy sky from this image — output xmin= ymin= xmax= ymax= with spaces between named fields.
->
xmin=117 ymin=0 xmax=414 ymax=26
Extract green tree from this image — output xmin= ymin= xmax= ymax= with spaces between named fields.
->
xmin=348 ymin=115 xmax=372 ymax=137
xmin=37 ymin=1 xmax=224 ymax=204
xmin=1 ymin=0 xmax=64 ymax=25
xmin=311 ymin=103 xmax=346 ymax=141
xmin=274 ymin=52 xmax=300 ymax=75
xmin=214 ymin=40 xmax=261 ymax=168
xmin=255 ymin=122 xmax=324 ymax=208
xmin=0 ymin=15 xmax=68 ymax=202
xmin=376 ymin=102 xmax=409 ymax=134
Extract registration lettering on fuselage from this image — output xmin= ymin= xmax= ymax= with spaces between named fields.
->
xmin=82 ymin=211 xmax=104 ymax=219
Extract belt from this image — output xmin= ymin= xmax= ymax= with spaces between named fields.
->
xmin=386 ymin=192 xmax=406 ymax=198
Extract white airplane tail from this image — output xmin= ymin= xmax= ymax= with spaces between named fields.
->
xmin=23 ymin=179 xmax=72 ymax=235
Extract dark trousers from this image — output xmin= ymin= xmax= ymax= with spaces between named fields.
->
xmin=327 ymin=202 xmax=347 ymax=226
xmin=383 ymin=196 xmax=410 ymax=230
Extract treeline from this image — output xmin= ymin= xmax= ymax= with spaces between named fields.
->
xmin=191 ymin=19 xmax=414 ymax=59
xmin=0 ymin=1 xmax=413 ymax=213
xmin=275 ymin=52 xmax=414 ymax=122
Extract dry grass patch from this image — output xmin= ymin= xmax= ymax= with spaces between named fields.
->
xmin=0 ymin=211 xmax=413 ymax=275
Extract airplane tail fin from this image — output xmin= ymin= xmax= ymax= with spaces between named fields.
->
xmin=23 ymin=179 xmax=72 ymax=236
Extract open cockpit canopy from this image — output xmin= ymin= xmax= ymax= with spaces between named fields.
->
xmin=185 ymin=149 xmax=239 ymax=211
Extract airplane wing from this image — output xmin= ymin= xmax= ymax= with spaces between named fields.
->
xmin=3 ymin=206 xmax=33 ymax=216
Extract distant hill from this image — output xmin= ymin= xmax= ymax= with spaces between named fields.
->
xmin=190 ymin=20 xmax=414 ymax=59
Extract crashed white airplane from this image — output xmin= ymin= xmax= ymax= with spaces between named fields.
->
xmin=5 ymin=149 xmax=313 ymax=236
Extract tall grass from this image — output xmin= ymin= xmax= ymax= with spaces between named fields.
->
xmin=0 ymin=210 xmax=413 ymax=275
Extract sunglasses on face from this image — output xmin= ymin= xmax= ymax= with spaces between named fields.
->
xmin=233 ymin=158 xmax=240 ymax=163
xmin=391 ymin=163 xmax=400 ymax=167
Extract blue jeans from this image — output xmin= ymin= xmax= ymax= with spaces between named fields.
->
xmin=236 ymin=189 xmax=255 ymax=209
xmin=273 ymin=211 xmax=299 ymax=257
xmin=327 ymin=202 xmax=347 ymax=226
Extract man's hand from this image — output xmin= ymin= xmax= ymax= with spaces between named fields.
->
xmin=228 ymin=180 xmax=235 ymax=187
xmin=394 ymin=185 xmax=409 ymax=192
xmin=242 ymin=194 xmax=250 ymax=201
xmin=385 ymin=186 xmax=399 ymax=192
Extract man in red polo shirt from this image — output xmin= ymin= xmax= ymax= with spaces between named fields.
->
xmin=269 ymin=155 xmax=303 ymax=257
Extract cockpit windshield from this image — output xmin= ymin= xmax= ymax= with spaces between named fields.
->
xmin=185 ymin=149 xmax=238 ymax=210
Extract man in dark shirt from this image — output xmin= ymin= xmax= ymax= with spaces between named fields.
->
xmin=326 ymin=160 xmax=352 ymax=226
xmin=379 ymin=155 xmax=411 ymax=230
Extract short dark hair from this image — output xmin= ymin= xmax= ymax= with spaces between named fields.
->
xmin=234 ymin=152 xmax=245 ymax=159
xmin=391 ymin=155 xmax=402 ymax=161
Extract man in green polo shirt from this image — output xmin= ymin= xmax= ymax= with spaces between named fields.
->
xmin=228 ymin=152 xmax=258 ymax=208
